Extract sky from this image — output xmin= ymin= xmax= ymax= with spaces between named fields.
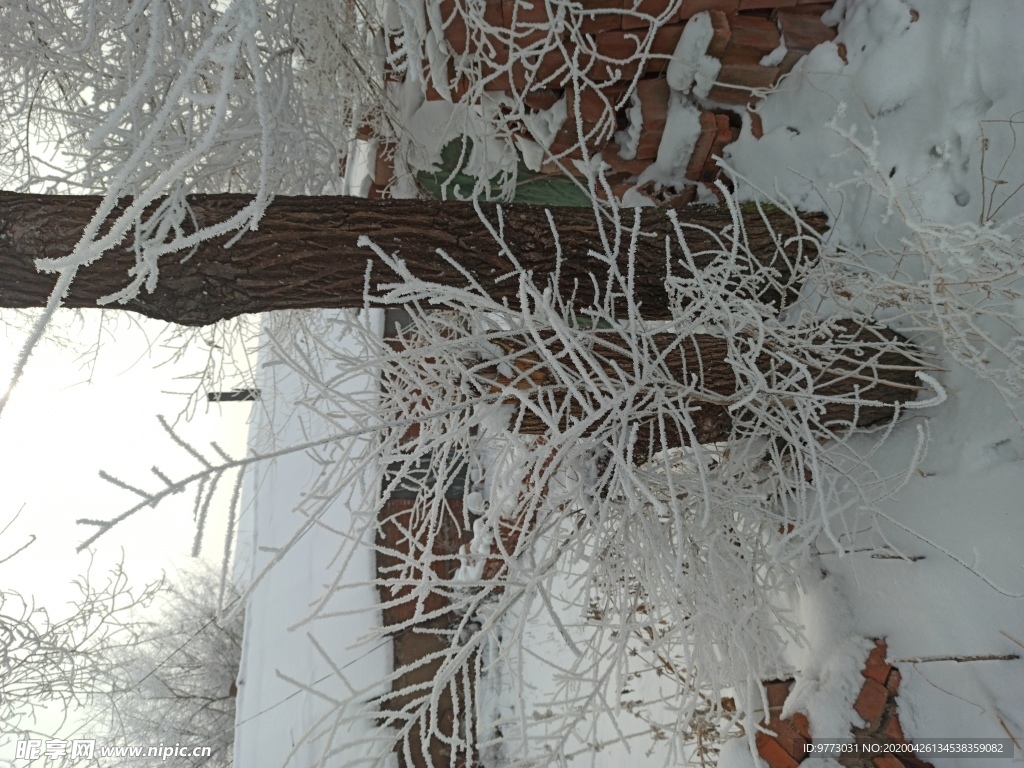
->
xmin=0 ymin=308 xmax=254 ymax=612
xmin=0 ymin=308 xmax=256 ymax=760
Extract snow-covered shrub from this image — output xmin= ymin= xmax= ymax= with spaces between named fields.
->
xmin=139 ymin=190 xmax=931 ymax=766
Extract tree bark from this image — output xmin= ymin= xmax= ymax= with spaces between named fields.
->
xmin=0 ymin=192 xmax=824 ymax=326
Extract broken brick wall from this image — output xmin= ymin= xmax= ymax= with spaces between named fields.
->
xmin=371 ymin=0 xmax=841 ymax=204
xmin=757 ymin=640 xmax=935 ymax=768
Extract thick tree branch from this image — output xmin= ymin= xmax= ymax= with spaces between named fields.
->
xmin=0 ymin=192 xmax=825 ymax=325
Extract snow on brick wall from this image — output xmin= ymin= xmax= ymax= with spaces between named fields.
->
xmin=369 ymin=0 xmax=841 ymax=204
xmin=756 ymin=641 xmax=936 ymax=768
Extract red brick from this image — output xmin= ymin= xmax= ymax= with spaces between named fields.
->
xmin=438 ymin=0 xmax=466 ymax=51
xmin=854 ymin=678 xmax=889 ymax=729
xmin=424 ymin=62 xmax=470 ymax=102
xmin=595 ymin=171 xmax=640 ymax=200
xmin=729 ymin=13 xmax=781 ymax=52
xmin=699 ymin=113 xmax=732 ymax=181
xmin=477 ymin=36 xmax=513 ymax=89
xmin=707 ymin=9 xmax=732 ymax=56
xmin=425 ymin=80 xmax=445 ymax=101
xmin=776 ymin=49 xmax=804 ymax=76
xmin=374 ymin=147 xmax=395 ymax=186
xmin=539 ymin=158 xmax=587 ymax=176
xmin=755 ymin=732 xmax=800 ymax=768
xmin=383 ymin=498 xmax=417 ymax=515
xmin=399 ymin=421 xmax=422 ymax=442
xmin=503 ymin=0 xmax=552 ymax=47
xmin=883 ymin=713 xmax=905 ymax=744
xmin=590 ymin=30 xmax=644 ymax=81
xmin=776 ymin=9 xmax=836 ymax=54
xmin=521 ymin=45 xmax=580 ymax=87
xmin=634 ymin=77 xmax=670 ymax=159
xmin=863 ymin=639 xmax=893 ymax=685
xmin=621 ymin=0 xmax=677 ymax=29
xmin=482 ymin=67 xmax=511 ymax=91
xmin=634 ymin=133 xmax=665 ymax=161
xmin=440 ymin=0 xmax=505 ymax=53
xmin=658 ymin=185 xmax=696 ymax=207
xmin=611 ymin=179 xmax=643 ymax=201
xmin=645 ymin=23 xmax=686 ymax=72
xmin=439 ymin=0 xmax=469 ymax=53
xmin=573 ymin=26 xmax=678 ymax=78
xmin=524 ymin=88 xmax=563 ymax=111
xmin=578 ymin=0 xmax=624 ymax=33
xmin=548 ymin=120 xmax=611 ymax=158
xmin=886 ymin=667 xmax=902 ymax=694
xmin=484 ymin=0 xmax=506 ymax=26
xmin=720 ymin=39 xmax=767 ymax=66
xmin=717 ymin=56 xmax=780 ymax=88
xmin=790 ymin=711 xmax=810 ymax=740
xmin=706 ymin=84 xmax=755 ymax=105
xmin=762 ymin=717 xmax=810 ymax=759
xmin=602 ymin=145 xmax=650 ymax=174
xmin=793 ymin=0 xmax=834 ymax=9
xmin=740 ymin=0 xmax=796 ymax=8
xmin=486 ymin=45 xmax=580 ymax=91
xmin=764 ymin=679 xmax=793 ymax=712
xmin=377 ymin=500 xmax=462 ymax=624
xmin=503 ymin=0 xmax=552 ymax=27
xmin=637 ymin=77 xmax=670 ymax=121
xmin=678 ymin=0 xmax=738 ymax=18
xmin=749 ymin=110 xmax=764 ymax=138
xmin=566 ymin=84 xmax=628 ymax=122
xmin=635 ymin=127 xmax=665 ymax=160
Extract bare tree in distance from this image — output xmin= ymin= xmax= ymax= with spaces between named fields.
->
xmin=0 ymin=554 xmax=161 ymax=742
xmin=97 ymin=565 xmax=242 ymax=768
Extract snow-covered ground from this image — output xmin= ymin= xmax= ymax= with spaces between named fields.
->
xmin=724 ymin=1 xmax=1024 ymax=759
xmin=232 ymin=312 xmax=394 ymax=768
xmin=234 ymin=1 xmax=1023 ymax=765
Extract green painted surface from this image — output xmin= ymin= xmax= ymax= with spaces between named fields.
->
xmin=417 ymin=138 xmax=594 ymax=207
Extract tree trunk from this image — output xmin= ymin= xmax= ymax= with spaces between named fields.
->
xmin=480 ymin=320 xmax=927 ymax=461
xmin=0 ymin=192 xmax=823 ymax=326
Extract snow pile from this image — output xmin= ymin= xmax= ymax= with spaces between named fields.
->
xmin=781 ymin=572 xmax=873 ymax=740
xmin=666 ymin=11 xmax=721 ymax=98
